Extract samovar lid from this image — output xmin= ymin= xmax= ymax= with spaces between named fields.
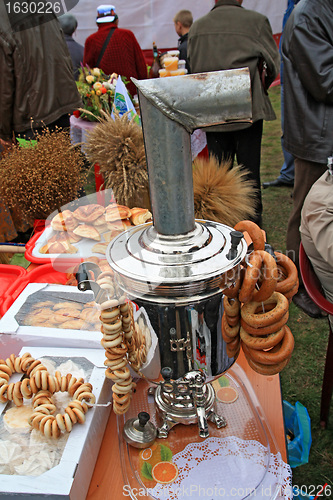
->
xmin=107 ymin=220 xmax=246 ymax=300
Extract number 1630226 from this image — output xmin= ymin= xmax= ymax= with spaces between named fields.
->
xmin=6 ymin=2 xmax=62 ymax=15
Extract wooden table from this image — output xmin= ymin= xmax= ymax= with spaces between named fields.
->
xmin=86 ymin=349 xmax=288 ymax=499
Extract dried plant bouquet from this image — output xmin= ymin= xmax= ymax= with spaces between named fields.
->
xmin=83 ymin=110 xmax=151 ymax=209
xmin=193 ymin=156 xmax=257 ymax=227
xmin=0 ymin=129 xmax=87 ymax=226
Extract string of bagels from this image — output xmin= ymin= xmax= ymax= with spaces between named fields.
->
xmin=0 ymin=353 xmax=95 ymax=438
xmin=222 ymin=220 xmax=298 ymax=376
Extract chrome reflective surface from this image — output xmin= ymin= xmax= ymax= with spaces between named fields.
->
xmin=107 ymin=220 xmax=246 ymax=301
xmin=131 ymin=290 xmax=238 ymax=383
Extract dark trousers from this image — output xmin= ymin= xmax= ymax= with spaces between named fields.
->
xmin=286 ymin=158 xmax=327 ymax=284
xmin=206 ymin=120 xmax=263 ymax=225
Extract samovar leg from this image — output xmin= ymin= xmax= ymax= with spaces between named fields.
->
xmin=157 ymin=414 xmax=178 ymax=438
xmin=207 ymin=407 xmax=227 ymax=429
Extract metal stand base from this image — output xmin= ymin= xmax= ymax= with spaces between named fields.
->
xmin=148 ymin=383 xmax=227 ymax=439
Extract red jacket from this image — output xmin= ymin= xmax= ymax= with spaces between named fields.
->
xmin=84 ymin=23 xmax=147 ymax=97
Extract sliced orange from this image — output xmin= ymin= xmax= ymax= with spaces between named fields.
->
xmin=216 ymin=386 xmax=238 ymax=403
xmin=140 ymin=448 xmax=153 ymax=461
xmin=152 ymin=461 xmax=179 ymax=484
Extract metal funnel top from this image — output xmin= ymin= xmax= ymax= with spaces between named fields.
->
xmin=132 ymin=68 xmax=252 ymax=134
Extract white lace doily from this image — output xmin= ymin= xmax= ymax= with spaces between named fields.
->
xmin=149 ymin=436 xmax=292 ymax=500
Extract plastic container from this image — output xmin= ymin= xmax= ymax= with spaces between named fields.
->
xmin=167 ymin=50 xmax=180 ymax=58
xmin=158 ymin=68 xmax=171 ymax=78
xmin=0 ymin=263 xmax=68 ymax=315
xmin=162 ymin=56 xmax=179 ymax=71
xmin=169 ymin=69 xmax=188 ymax=76
xmin=0 ymin=264 xmax=27 ymax=311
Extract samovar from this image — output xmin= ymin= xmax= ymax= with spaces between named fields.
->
xmin=77 ymin=68 xmax=252 ymax=439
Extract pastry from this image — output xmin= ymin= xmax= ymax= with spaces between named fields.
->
xmin=107 ymin=219 xmax=131 ymax=231
xmin=91 ymin=242 xmax=109 ymax=254
xmin=93 ymin=214 xmax=107 ymax=226
xmin=72 ymin=204 xmax=105 ymax=222
xmin=73 ymin=224 xmax=101 ymax=241
xmin=39 ymin=239 xmax=78 ymax=254
xmin=105 ymin=203 xmax=132 ymax=222
xmin=61 ymin=319 xmax=86 ymax=329
xmin=130 ymin=207 xmax=152 ymax=225
xmin=50 ymin=210 xmax=77 ymax=232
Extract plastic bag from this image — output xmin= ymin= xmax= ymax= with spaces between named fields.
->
xmin=283 ymin=400 xmax=312 ymax=468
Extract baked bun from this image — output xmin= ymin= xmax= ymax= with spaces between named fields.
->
xmin=93 ymin=214 xmax=107 ymax=226
xmin=66 ymin=231 xmax=82 ymax=243
xmin=130 ymin=207 xmax=152 ymax=226
xmin=91 ymin=242 xmax=109 ymax=254
xmin=51 ymin=210 xmax=77 ymax=232
xmin=105 ymin=204 xmax=132 ymax=222
xmin=73 ymin=204 xmax=105 ymax=223
xmin=39 ymin=238 xmax=78 ymax=254
xmin=61 ymin=319 xmax=86 ymax=329
xmin=73 ymin=224 xmax=101 ymax=241
xmin=107 ymin=219 xmax=131 ymax=231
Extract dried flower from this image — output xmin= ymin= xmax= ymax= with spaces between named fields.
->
xmin=0 ymin=129 xmax=87 ymax=225
xmin=83 ymin=109 xmax=150 ymax=209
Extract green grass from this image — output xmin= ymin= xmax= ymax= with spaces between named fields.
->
xmin=84 ymin=85 xmax=333 ymax=495
xmin=262 ymin=86 xmax=333 ymax=497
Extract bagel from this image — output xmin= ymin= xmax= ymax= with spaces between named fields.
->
xmin=284 ymin=279 xmax=299 ymax=300
xmin=275 ymin=252 xmax=298 ymax=294
xmin=240 ymin=310 xmax=288 ymax=336
xmin=29 ymin=379 xmax=93 ymax=438
xmin=225 ymin=314 xmax=240 ymax=327
xmin=223 ymin=296 xmax=240 ymax=317
xmin=222 ymin=314 xmax=240 ymax=339
xmin=222 ymin=271 xmax=243 ymax=299
xmin=0 ymin=354 xmax=47 ymax=404
xmin=241 ymin=292 xmax=289 ymax=328
xmin=239 ymin=250 xmax=278 ymax=303
xmin=226 ymin=340 xmax=241 ymax=359
xmin=234 ymin=220 xmax=265 ymax=251
xmin=99 ymin=296 xmax=136 ymax=415
xmin=244 ymin=326 xmax=294 ymax=365
xmin=243 ymin=346 xmax=291 ymax=375
xmin=222 ymin=323 xmax=238 ymax=344
xmin=240 ymin=325 xmax=286 ymax=350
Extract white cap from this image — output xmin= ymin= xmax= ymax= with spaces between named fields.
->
xmin=96 ymin=5 xmax=117 ymax=23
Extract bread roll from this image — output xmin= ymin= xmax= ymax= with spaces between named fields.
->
xmin=130 ymin=207 xmax=152 ymax=226
xmin=105 ymin=204 xmax=132 ymax=222
xmin=72 ymin=204 xmax=105 ymax=222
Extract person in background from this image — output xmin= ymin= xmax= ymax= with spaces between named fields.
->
xmin=0 ymin=5 xmax=81 ymax=143
xmin=263 ymin=0 xmax=300 ymax=189
xmin=83 ymin=4 xmax=147 ymax=97
xmin=173 ymin=9 xmax=193 ymax=73
xmin=282 ymin=0 xmax=333 ymax=318
xmin=59 ymin=14 xmax=84 ymax=81
xmin=187 ymin=0 xmax=279 ymax=227
xmin=300 ymin=167 xmax=333 ymax=328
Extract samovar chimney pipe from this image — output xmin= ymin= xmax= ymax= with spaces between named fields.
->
xmin=132 ymin=69 xmax=252 ymax=236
